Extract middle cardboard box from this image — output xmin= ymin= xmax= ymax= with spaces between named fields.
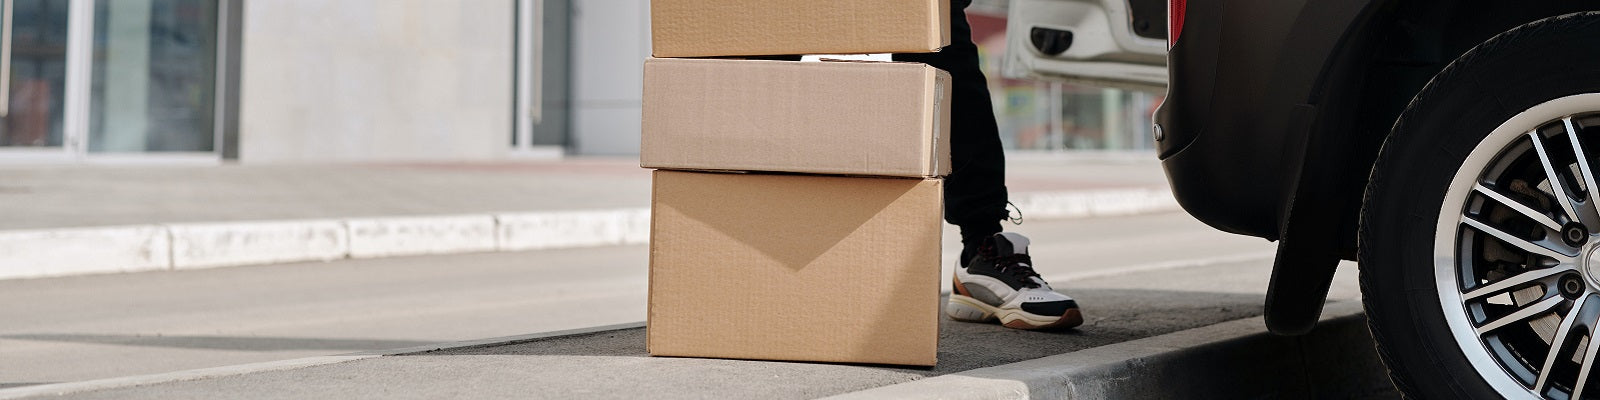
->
xmin=640 ymin=57 xmax=954 ymax=365
xmin=641 ymin=58 xmax=952 ymax=178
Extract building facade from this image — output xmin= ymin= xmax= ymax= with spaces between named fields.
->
xmin=0 ymin=0 xmax=1150 ymax=164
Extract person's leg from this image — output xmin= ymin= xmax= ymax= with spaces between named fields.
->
xmin=896 ymin=1 xmax=1082 ymax=330
xmin=893 ymin=0 xmax=1009 ymax=265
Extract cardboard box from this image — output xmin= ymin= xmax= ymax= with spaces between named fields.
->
xmin=641 ymin=59 xmax=952 ymax=178
xmin=647 ymin=170 xmax=943 ymax=366
xmin=650 ymin=0 xmax=950 ymax=57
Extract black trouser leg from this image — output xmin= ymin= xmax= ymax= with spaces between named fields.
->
xmin=894 ymin=0 xmax=1009 ymax=258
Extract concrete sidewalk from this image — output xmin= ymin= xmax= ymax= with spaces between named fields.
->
xmin=21 ymin=308 xmax=1384 ymax=400
xmin=8 ymin=314 xmax=1387 ymax=399
xmin=0 ymin=213 xmax=1281 ymax=386
xmin=0 ymin=155 xmax=1179 ymax=280
xmin=0 ymin=255 xmax=1398 ymax=399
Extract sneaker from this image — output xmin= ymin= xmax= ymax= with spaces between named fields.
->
xmin=947 ymin=232 xmax=1084 ymax=330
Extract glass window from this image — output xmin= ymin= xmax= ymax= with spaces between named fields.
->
xmin=1 ymin=0 xmax=70 ymax=148
xmin=89 ymin=0 xmax=217 ymax=153
xmin=971 ymin=7 xmax=1160 ymax=151
xmin=513 ymin=0 xmax=570 ymax=149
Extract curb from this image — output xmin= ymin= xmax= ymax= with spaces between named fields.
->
xmin=0 ymin=323 xmax=646 ymax=400
xmin=824 ymin=301 xmax=1396 ymax=399
xmin=0 ymin=188 xmax=1176 ymax=280
xmin=0 ymin=209 xmax=652 ymax=281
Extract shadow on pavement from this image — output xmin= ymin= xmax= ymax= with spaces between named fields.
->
xmin=412 ymin=288 xmax=1265 ymax=376
xmin=0 ymin=383 xmax=54 ymax=389
xmin=0 ymin=334 xmax=436 ymax=352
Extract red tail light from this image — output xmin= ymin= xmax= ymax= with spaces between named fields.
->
xmin=1169 ymin=0 xmax=1186 ymax=49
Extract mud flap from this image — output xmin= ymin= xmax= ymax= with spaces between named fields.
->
xmin=1264 ymin=104 xmax=1345 ymax=336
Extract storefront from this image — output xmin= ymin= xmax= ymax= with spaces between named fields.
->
xmin=0 ymin=0 xmax=1148 ymax=165
xmin=0 ymin=0 xmax=237 ymax=162
xmin=1 ymin=0 xmax=545 ymax=164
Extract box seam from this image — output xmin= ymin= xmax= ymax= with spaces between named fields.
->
xmin=925 ymin=67 xmax=941 ymax=177
xmin=933 ymin=68 xmax=953 ymax=177
xmin=929 ymin=178 xmax=946 ymax=365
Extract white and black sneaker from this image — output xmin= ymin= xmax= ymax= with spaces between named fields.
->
xmin=947 ymin=232 xmax=1083 ymax=330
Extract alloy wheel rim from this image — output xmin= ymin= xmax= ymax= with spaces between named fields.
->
xmin=1436 ymin=93 xmax=1600 ymax=399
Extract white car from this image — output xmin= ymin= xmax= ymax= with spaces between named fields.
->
xmin=1000 ymin=0 xmax=1166 ymax=92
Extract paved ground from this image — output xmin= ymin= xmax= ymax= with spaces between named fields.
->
xmin=0 ymin=154 xmax=1390 ymax=398
xmin=0 ymin=155 xmax=1167 ymax=230
xmin=0 ymin=211 xmax=1298 ymax=389
xmin=39 ymin=257 xmax=1368 ymax=399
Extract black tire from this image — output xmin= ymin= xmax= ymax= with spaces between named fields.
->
xmin=1362 ymin=12 xmax=1600 ymax=400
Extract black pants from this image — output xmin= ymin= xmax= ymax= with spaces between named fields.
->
xmin=895 ymin=0 xmax=1008 ymax=242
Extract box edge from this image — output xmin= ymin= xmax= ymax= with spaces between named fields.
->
xmin=645 ymin=170 xmax=661 ymax=356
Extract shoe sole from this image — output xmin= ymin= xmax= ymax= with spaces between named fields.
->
xmin=946 ymin=294 xmax=1084 ymax=330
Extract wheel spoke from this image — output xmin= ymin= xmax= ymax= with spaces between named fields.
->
xmin=1474 ymin=183 xmax=1563 ymax=231
xmin=1564 ymin=117 xmax=1600 ymax=223
xmin=1478 ymin=295 xmax=1565 ymax=335
xmin=1442 ymin=105 xmax=1600 ymax=398
xmin=1532 ymin=130 xmax=1585 ymax=223
xmin=1536 ymin=295 xmax=1592 ymax=392
xmin=1575 ymin=311 xmax=1600 ymax=399
xmin=1463 ymin=263 xmax=1576 ymax=300
xmin=1461 ymin=216 xmax=1578 ymax=260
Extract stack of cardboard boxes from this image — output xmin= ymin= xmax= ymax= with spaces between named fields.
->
xmin=641 ymin=0 xmax=953 ymax=366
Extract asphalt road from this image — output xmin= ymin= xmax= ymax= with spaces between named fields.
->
xmin=0 ymin=211 xmax=1343 ymax=390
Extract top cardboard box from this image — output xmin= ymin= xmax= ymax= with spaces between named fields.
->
xmin=651 ymin=0 xmax=950 ymax=57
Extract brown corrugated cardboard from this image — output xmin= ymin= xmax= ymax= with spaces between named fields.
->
xmin=647 ymin=170 xmax=943 ymax=366
xmin=650 ymin=0 xmax=950 ymax=58
xmin=641 ymin=59 xmax=952 ymax=178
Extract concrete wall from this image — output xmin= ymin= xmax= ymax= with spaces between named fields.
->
xmin=238 ymin=0 xmax=514 ymax=162
xmin=569 ymin=0 xmax=649 ymax=155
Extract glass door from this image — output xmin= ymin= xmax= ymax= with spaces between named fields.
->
xmin=0 ymin=0 xmax=71 ymax=153
xmin=89 ymin=0 xmax=217 ymax=154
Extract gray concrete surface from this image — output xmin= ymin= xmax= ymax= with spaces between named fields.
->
xmin=0 ymin=211 xmax=1271 ymax=388
xmin=0 ymin=156 xmax=1166 ymax=230
xmin=0 ymin=243 xmax=648 ymax=386
xmin=32 ymin=256 xmax=1370 ymax=399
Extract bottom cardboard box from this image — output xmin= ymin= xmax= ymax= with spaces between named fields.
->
xmin=647 ymin=170 xmax=944 ymax=366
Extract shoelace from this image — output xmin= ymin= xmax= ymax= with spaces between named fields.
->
xmin=992 ymin=253 xmax=1042 ymax=289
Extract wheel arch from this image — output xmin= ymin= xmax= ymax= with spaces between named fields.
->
xmin=1327 ymin=0 xmax=1600 ymax=259
xmin=1264 ymin=0 xmax=1600 ymax=334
